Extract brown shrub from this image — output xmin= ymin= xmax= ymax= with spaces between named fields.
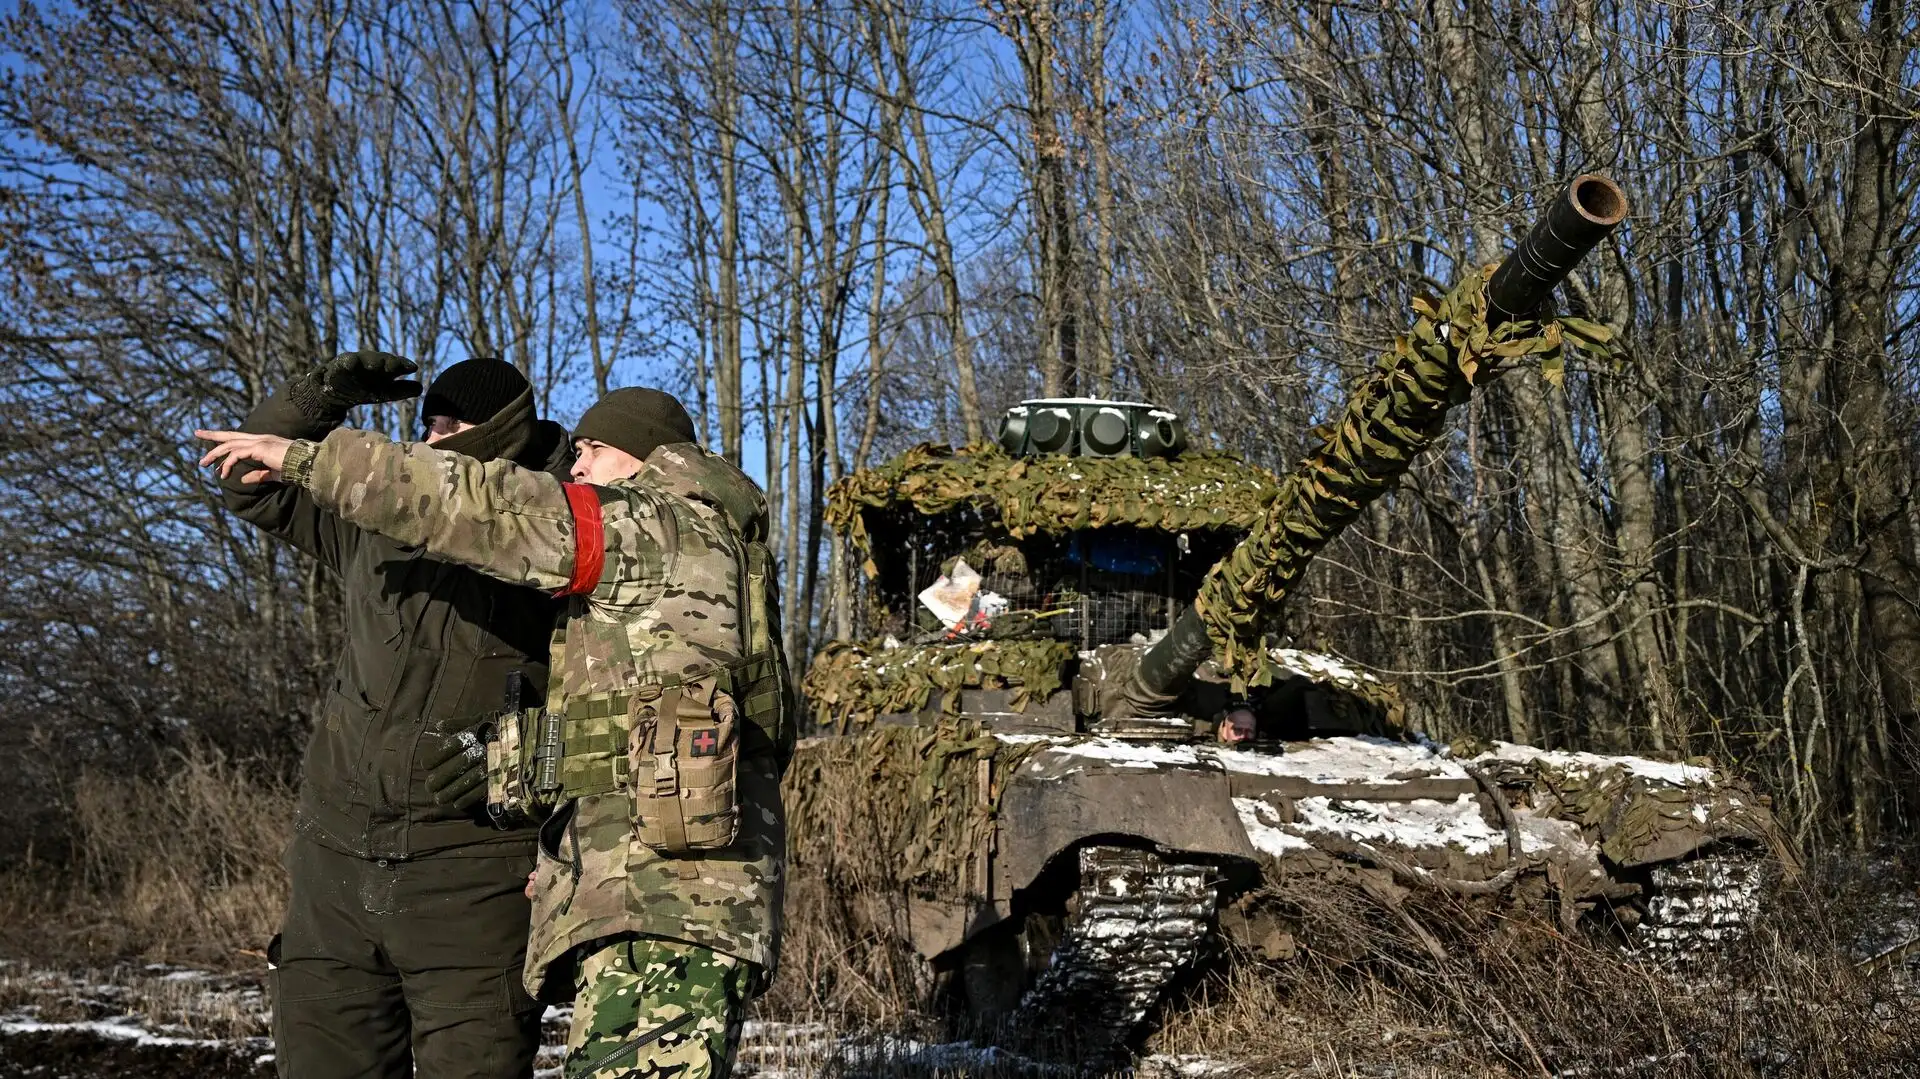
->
xmin=0 ymin=744 xmax=293 ymax=968
xmin=756 ymin=875 xmax=936 ymax=1032
xmin=1144 ymin=859 xmax=1920 ymax=1077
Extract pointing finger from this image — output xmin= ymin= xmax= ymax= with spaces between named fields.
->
xmin=198 ymin=440 xmax=243 ymax=469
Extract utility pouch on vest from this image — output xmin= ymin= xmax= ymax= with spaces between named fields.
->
xmin=626 ymin=676 xmax=741 ymax=854
xmin=485 ymin=705 xmax=526 ymax=819
xmin=486 ymin=706 xmax=565 ymax=823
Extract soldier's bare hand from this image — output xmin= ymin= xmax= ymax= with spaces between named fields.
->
xmin=196 ymin=430 xmax=293 ymax=484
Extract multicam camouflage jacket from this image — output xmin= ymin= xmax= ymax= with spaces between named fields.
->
xmin=282 ymin=430 xmax=787 ymax=998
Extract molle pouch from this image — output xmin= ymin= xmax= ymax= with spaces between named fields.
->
xmin=488 ymin=706 xmax=561 ymax=822
xmin=486 ymin=705 xmax=527 ymax=818
xmin=626 ymin=679 xmax=741 ymax=854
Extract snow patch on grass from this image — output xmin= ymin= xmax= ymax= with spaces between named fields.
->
xmin=0 ymin=1017 xmax=213 ymax=1047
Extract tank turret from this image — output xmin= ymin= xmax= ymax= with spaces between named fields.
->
xmin=811 ymin=395 xmax=1278 ymax=731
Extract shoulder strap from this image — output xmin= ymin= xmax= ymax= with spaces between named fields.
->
xmin=650 ymin=443 xmax=768 ymax=539
xmin=735 ymin=536 xmax=795 ymax=767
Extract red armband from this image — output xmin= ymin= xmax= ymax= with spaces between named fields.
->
xmin=558 ymin=483 xmax=605 ymax=597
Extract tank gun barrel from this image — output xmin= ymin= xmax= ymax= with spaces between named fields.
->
xmin=1487 ymin=176 xmax=1628 ymax=324
xmin=1111 ymin=176 xmax=1629 ymax=716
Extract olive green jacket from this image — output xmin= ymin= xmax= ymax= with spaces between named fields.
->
xmin=220 ymin=384 xmax=572 ymax=859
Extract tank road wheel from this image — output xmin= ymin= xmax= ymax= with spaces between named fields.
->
xmin=961 ymin=845 xmax=1220 ymax=1069
xmin=1633 ymin=847 xmax=1769 ymax=962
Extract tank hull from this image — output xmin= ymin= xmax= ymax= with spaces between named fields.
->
xmin=788 ymin=727 xmax=1772 ymax=950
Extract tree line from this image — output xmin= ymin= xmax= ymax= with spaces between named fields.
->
xmin=1 ymin=0 xmax=1915 ymax=853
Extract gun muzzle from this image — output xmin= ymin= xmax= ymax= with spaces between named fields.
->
xmin=1486 ymin=174 xmax=1628 ymax=325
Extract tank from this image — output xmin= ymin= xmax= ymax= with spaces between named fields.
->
xmin=786 ymin=177 xmax=1782 ymax=1065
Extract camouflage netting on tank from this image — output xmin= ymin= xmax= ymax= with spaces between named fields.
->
xmin=784 ymin=721 xmax=1045 ymax=901
xmin=803 ymin=638 xmax=1074 ymax=729
xmin=1515 ymin=756 xmax=1759 ymax=867
xmin=1266 ymin=648 xmax=1409 ymax=733
xmin=1196 ymin=267 xmax=1614 ymax=684
xmin=825 ymin=443 xmax=1282 ymax=564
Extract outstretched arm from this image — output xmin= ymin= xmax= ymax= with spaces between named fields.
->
xmin=215 ymin=390 xmax=355 ymax=569
xmin=212 ymin=352 xmax=423 ymax=570
xmin=199 ymin=427 xmax=602 ymax=595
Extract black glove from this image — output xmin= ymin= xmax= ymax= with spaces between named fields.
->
xmin=421 ymin=719 xmax=494 ymax=813
xmin=288 ymin=350 xmax=422 ymax=423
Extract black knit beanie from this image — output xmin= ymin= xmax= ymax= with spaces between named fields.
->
xmin=421 ymin=357 xmax=529 ymax=426
xmin=573 ymin=387 xmax=697 ymax=463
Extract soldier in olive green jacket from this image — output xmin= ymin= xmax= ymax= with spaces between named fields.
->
xmin=201 ymin=387 xmax=791 ymax=1079
xmin=217 ymin=353 xmax=572 ymax=1079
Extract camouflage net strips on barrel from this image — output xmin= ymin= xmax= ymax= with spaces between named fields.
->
xmin=1197 ymin=267 xmax=1613 ymax=684
xmin=803 ymin=639 xmax=1074 ymax=729
xmin=825 ymin=443 xmax=1281 ymax=567
xmin=785 ymin=720 xmax=1045 ymax=901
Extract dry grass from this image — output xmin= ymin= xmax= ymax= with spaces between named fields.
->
xmin=1145 ymin=859 xmax=1920 ymax=1077
xmin=0 ymin=963 xmax=269 ymax=1042
xmin=0 ymin=744 xmax=292 ymax=969
xmin=758 ymin=876 xmax=938 ymax=1032
xmin=757 ymin=852 xmax=1920 ymax=1077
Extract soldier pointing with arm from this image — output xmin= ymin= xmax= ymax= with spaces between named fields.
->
xmin=201 ymin=386 xmax=792 ymax=1079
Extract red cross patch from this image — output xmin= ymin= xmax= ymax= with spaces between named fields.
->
xmin=689 ymin=728 xmax=721 ymax=757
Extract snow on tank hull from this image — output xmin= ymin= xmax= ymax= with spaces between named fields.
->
xmin=783 ymin=719 xmax=1779 ymax=1062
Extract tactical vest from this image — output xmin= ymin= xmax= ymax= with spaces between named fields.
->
xmin=487 ymin=448 xmax=793 ymax=852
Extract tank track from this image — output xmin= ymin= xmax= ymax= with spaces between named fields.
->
xmin=1636 ymin=849 xmax=1766 ymax=960
xmin=999 ymin=846 xmax=1218 ymax=1067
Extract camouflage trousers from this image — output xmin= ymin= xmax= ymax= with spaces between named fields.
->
xmin=563 ymin=937 xmax=751 ymax=1079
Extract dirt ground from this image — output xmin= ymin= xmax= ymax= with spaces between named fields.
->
xmin=0 ymin=1029 xmax=273 ymax=1078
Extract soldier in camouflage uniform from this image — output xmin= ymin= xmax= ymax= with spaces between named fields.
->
xmin=199 ymin=386 xmax=790 ymax=1079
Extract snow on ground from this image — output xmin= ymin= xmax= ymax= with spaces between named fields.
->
xmin=0 ymin=1017 xmax=214 ymax=1047
xmin=1 ymin=965 xmax=1247 ymax=1079
xmin=1473 ymin=741 xmax=1716 ymax=786
xmin=1136 ymin=1055 xmax=1244 ymax=1078
xmin=743 ymin=1027 xmax=1240 ymax=1079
